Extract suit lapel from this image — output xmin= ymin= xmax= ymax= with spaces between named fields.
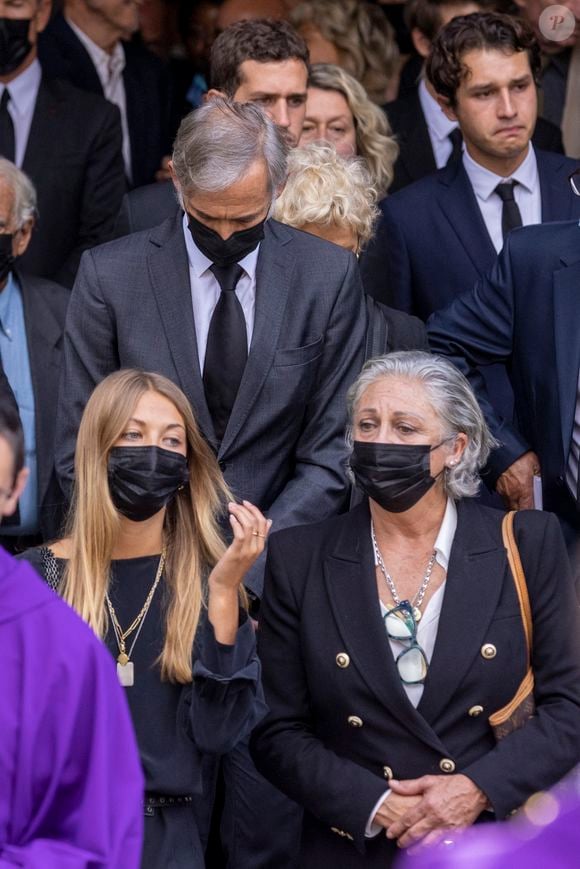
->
xmin=436 ymin=163 xmax=497 ymax=274
xmin=553 ymin=237 xmax=580 ymax=464
xmin=417 ymin=500 xmax=508 ymax=724
xmin=147 ymin=216 xmax=218 ymax=449
xmin=19 ymin=273 xmax=62 ymax=505
xmin=218 ymin=221 xmax=294 ymax=457
xmin=324 ymin=503 xmax=449 ymax=754
xmin=538 ymin=151 xmax=575 ymax=222
xmin=400 ymin=94 xmax=437 ymax=184
xmin=22 ymin=80 xmax=58 ymax=179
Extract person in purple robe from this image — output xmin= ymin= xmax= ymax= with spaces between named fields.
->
xmin=0 ymin=398 xmax=144 ymax=868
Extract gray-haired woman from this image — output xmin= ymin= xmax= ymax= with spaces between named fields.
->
xmin=251 ymin=351 xmax=580 ymax=868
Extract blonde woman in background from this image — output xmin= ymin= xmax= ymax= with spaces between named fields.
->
xmin=20 ymin=368 xmax=269 ymax=869
xmin=299 ymin=63 xmax=399 ymax=198
xmin=290 ymin=0 xmax=400 ymax=104
xmin=274 ymin=142 xmax=427 ymax=358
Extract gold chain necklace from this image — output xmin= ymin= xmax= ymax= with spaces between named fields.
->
xmin=106 ymin=548 xmax=166 ymax=686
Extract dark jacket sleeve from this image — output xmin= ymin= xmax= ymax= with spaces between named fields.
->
xmin=427 ymin=233 xmax=530 ymax=483
xmin=251 ymin=534 xmax=389 ymax=854
xmin=463 ymin=511 xmax=580 ymax=817
xmin=55 ymin=100 xmax=126 ymax=288
xmin=191 ymin=614 xmax=267 ymax=755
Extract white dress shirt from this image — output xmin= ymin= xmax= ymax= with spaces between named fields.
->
xmin=366 ymin=499 xmax=458 ymax=837
xmin=418 ymin=78 xmax=459 ymax=169
xmin=182 ymin=213 xmax=259 ymax=370
xmin=462 ymin=145 xmax=541 ymax=254
xmin=0 ymin=59 xmax=41 ymax=168
xmin=66 ymin=17 xmax=132 ymax=180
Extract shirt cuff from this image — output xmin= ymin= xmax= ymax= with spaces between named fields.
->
xmin=365 ymin=789 xmax=391 ymax=838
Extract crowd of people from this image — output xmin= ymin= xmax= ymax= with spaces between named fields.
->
xmin=0 ymin=0 xmax=579 ymax=867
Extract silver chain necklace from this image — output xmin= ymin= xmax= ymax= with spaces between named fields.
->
xmin=371 ymin=521 xmax=437 ymax=622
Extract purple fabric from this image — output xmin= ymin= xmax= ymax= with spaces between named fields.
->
xmin=397 ymin=790 xmax=580 ymax=869
xmin=0 ymin=547 xmax=144 ymax=867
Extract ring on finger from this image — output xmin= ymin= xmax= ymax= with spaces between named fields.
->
xmin=252 ymin=530 xmax=266 ymax=538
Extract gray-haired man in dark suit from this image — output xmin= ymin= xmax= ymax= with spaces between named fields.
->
xmin=56 ymin=97 xmax=365 ymax=868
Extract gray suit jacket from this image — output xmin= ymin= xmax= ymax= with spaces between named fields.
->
xmin=56 ymin=216 xmax=366 ymax=595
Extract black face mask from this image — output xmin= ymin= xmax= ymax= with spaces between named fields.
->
xmin=188 ymin=213 xmax=266 ymax=268
xmin=107 ymin=446 xmax=189 ymax=522
xmin=0 ymin=234 xmax=14 ymax=284
xmin=0 ymin=18 xmax=32 ymax=76
xmin=350 ymin=439 xmax=451 ymax=513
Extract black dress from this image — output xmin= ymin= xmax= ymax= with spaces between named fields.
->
xmin=19 ymin=547 xmax=265 ymax=869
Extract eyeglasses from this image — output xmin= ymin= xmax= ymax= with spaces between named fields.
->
xmin=570 ymin=169 xmax=580 ymax=197
xmin=384 ymin=600 xmax=429 ymax=685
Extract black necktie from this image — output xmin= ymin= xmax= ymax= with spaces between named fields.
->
xmin=203 ymin=263 xmax=247 ymax=443
xmin=446 ymin=128 xmax=463 ymax=165
xmin=495 ymin=181 xmax=522 ymax=243
xmin=0 ymin=90 xmax=15 ymax=163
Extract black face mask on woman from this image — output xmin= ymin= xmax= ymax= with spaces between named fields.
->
xmin=350 ymin=439 xmax=452 ymax=513
xmin=108 ymin=446 xmax=189 ymax=522
xmin=188 ymin=213 xmax=266 ymax=268
xmin=0 ymin=18 xmax=32 ymax=76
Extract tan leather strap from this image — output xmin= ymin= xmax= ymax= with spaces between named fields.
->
xmin=501 ymin=511 xmax=533 ymax=660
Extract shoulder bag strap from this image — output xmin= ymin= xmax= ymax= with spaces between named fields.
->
xmin=501 ymin=510 xmax=533 ymax=660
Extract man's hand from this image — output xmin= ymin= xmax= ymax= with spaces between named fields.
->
xmin=496 ymin=450 xmax=540 ymax=510
xmin=371 ymin=792 xmax=422 ymax=831
xmin=385 ymin=774 xmax=489 ymax=850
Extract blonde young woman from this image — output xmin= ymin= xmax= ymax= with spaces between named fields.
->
xmin=299 ymin=63 xmax=399 ymax=198
xmin=20 ymin=369 xmax=270 ymax=869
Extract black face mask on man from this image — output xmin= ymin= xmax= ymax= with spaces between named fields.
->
xmin=107 ymin=446 xmax=190 ymax=522
xmin=0 ymin=18 xmax=32 ymax=76
xmin=188 ymin=213 xmax=266 ymax=268
xmin=349 ymin=439 xmax=454 ymax=513
xmin=0 ymin=234 xmax=15 ymax=284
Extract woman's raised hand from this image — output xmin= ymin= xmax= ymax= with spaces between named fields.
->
xmin=208 ymin=501 xmax=272 ymax=592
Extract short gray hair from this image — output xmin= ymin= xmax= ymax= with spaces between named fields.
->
xmin=0 ymin=158 xmax=37 ymax=227
xmin=172 ymin=97 xmax=289 ymax=198
xmin=346 ymin=351 xmax=498 ymax=500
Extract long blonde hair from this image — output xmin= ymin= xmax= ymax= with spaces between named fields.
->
xmin=61 ymin=369 xmax=232 ymax=683
xmin=307 ymin=63 xmax=399 ymax=198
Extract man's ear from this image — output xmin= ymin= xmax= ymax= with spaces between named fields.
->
xmin=204 ymin=88 xmax=227 ymax=103
xmin=411 ymin=27 xmax=432 ymax=59
xmin=14 ymin=218 xmax=34 ymax=257
xmin=437 ymin=94 xmax=459 ymax=122
xmin=2 ymin=467 xmax=28 ymax=519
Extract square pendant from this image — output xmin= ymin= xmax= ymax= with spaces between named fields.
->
xmin=117 ymin=661 xmax=134 ymax=687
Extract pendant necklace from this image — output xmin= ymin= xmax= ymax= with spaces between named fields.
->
xmin=371 ymin=522 xmax=436 ymax=622
xmin=106 ymin=548 xmax=166 ymax=687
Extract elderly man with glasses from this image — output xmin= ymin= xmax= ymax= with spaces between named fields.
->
xmin=428 ymin=167 xmax=580 ymax=573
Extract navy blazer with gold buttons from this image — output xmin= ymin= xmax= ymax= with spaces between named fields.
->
xmin=251 ymin=499 xmax=580 ymax=866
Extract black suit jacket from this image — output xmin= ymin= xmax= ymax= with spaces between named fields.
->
xmin=38 ymin=15 xmax=171 ymax=188
xmin=1 ymin=271 xmax=68 ymax=539
xmin=56 ymin=216 xmax=366 ymax=595
xmin=361 ymin=149 xmax=580 ymax=316
xmin=114 ymin=180 xmax=177 ymax=237
xmin=18 ymin=77 xmax=126 ymax=288
xmin=251 ymin=500 xmax=580 ymax=865
xmin=384 ymin=88 xmax=565 ymax=194
xmin=428 ymin=220 xmax=580 ymax=512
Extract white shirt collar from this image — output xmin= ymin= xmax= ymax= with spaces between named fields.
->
xmin=181 ymin=212 xmax=260 ymax=281
xmin=65 ymin=16 xmax=125 ymax=80
xmin=418 ymin=78 xmax=458 ymax=143
xmin=432 ymin=498 xmax=457 ymax=572
xmin=462 ymin=143 xmax=538 ymax=202
xmin=2 ymin=59 xmax=41 ymax=119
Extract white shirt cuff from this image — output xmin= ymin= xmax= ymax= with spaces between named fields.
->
xmin=365 ymin=789 xmax=391 ymax=838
